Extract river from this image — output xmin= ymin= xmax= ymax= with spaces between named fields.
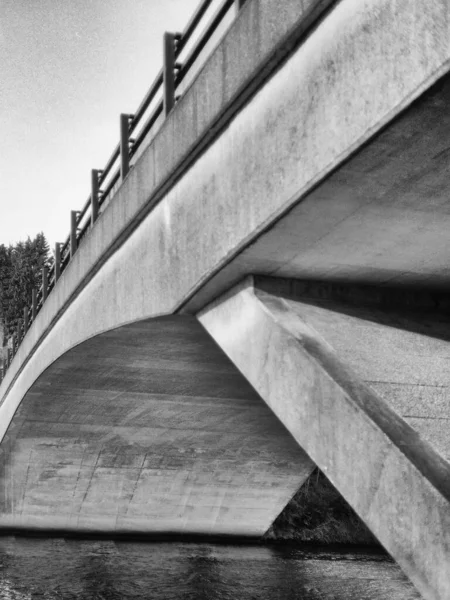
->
xmin=0 ymin=537 xmax=423 ymax=600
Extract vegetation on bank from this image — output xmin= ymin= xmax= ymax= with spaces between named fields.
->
xmin=264 ymin=468 xmax=379 ymax=545
xmin=0 ymin=233 xmax=53 ymax=343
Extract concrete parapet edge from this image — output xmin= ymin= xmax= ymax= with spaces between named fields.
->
xmin=198 ymin=276 xmax=450 ymax=600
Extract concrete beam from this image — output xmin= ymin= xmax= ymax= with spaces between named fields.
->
xmin=198 ymin=277 xmax=450 ymax=600
xmin=0 ymin=316 xmax=313 ymax=536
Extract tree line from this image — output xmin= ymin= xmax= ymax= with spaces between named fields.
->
xmin=0 ymin=233 xmax=53 ymax=343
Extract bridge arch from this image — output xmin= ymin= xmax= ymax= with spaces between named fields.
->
xmin=0 ymin=315 xmax=311 ymax=535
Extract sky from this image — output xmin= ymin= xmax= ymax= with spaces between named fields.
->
xmin=0 ymin=0 xmax=201 ymax=249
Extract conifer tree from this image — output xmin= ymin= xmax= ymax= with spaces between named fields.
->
xmin=0 ymin=244 xmax=12 ymax=345
xmin=0 ymin=232 xmax=53 ymax=341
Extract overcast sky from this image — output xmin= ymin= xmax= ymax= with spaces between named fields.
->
xmin=0 ymin=0 xmax=200 ymax=248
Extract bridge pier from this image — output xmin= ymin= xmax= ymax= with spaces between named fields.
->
xmin=198 ymin=276 xmax=450 ymax=600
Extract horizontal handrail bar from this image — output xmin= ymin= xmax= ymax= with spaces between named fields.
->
xmin=176 ymin=0 xmax=217 ymax=55
xmin=60 ymin=234 xmax=70 ymax=255
xmin=131 ymin=100 xmax=164 ymax=156
xmin=130 ymin=1 xmax=219 ymax=130
xmin=99 ymin=168 xmax=120 ymax=209
xmin=78 ymin=219 xmax=91 ymax=241
xmin=177 ymin=0 xmax=234 ymax=85
xmin=78 ymin=195 xmax=92 ymax=222
xmin=131 ymin=71 xmax=164 ymax=130
xmin=99 ymin=145 xmax=120 ymax=186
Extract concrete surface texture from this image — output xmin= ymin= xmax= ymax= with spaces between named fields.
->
xmin=0 ymin=316 xmax=312 ymax=535
xmin=253 ymin=278 xmax=450 ymax=461
xmin=198 ymin=277 xmax=450 ymax=600
xmin=185 ymin=71 xmax=450 ymax=313
xmin=4 ymin=0 xmax=450 ymax=454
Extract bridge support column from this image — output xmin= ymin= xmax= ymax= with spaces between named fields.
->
xmin=198 ymin=276 xmax=450 ymax=600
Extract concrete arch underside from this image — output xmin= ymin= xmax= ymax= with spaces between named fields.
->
xmin=0 ymin=315 xmax=312 ymax=536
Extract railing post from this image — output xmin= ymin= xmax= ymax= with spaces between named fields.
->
xmin=120 ymin=114 xmax=132 ymax=181
xmin=55 ymin=242 xmax=61 ymax=282
xmin=42 ymin=266 xmax=48 ymax=302
xmin=91 ymin=169 xmax=100 ymax=224
xmin=163 ymin=32 xmax=176 ymax=117
xmin=32 ymin=288 xmax=37 ymax=321
xmin=23 ymin=306 xmax=29 ymax=335
xmin=70 ymin=210 xmax=78 ymax=259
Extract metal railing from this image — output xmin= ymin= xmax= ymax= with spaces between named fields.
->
xmin=0 ymin=0 xmax=247 ymax=384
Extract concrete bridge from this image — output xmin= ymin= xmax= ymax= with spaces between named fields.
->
xmin=1 ymin=0 xmax=450 ymax=598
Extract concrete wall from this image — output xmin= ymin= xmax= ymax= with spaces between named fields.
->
xmin=252 ymin=279 xmax=450 ymax=461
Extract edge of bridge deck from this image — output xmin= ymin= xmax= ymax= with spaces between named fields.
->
xmin=0 ymin=0 xmax=337 ymax=410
